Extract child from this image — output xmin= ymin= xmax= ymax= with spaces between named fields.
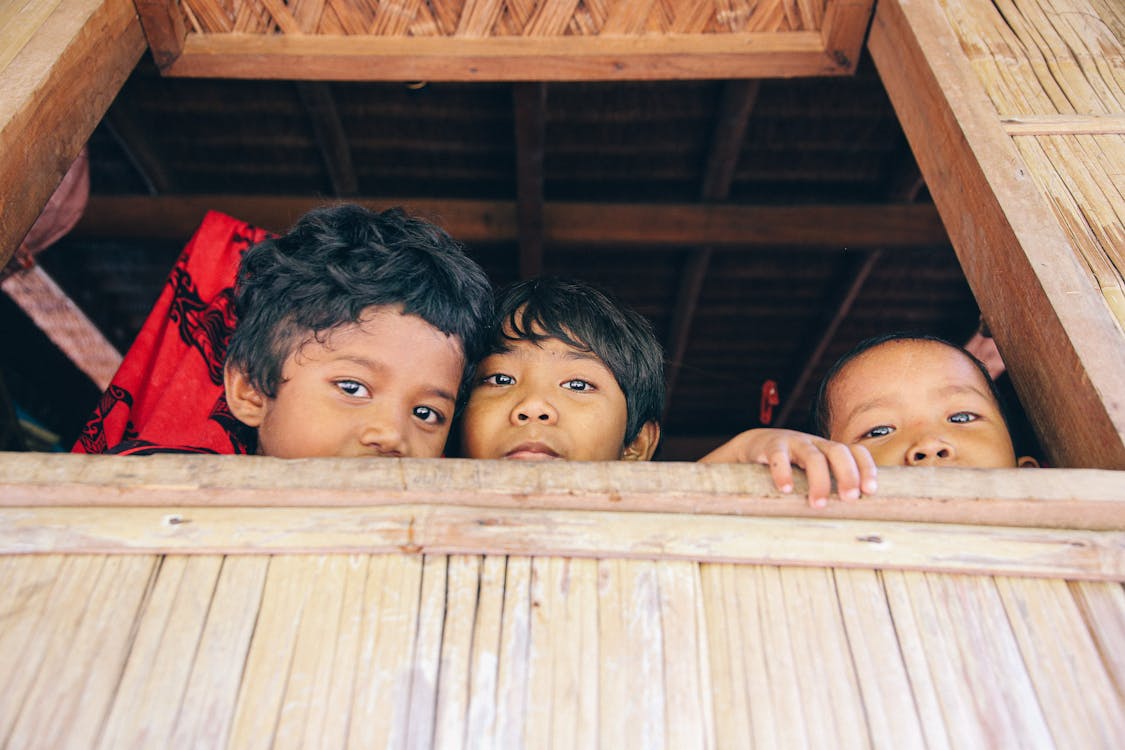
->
xmin=460 ymin=277 xmax=874 ymax=507
xmin=460 ymin=277 xmax=663 ymax=462
xmin=809 ymin=333 xmax=1039 ymax=468
xmin=107 ymin=204 xmax=493 ymax=458
xmin=222 ymin=204 xmax=493 ymax=458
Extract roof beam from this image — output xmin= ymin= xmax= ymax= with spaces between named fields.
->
xmin=870 ymin=0 xmax=1125 ymax=468
xmin=665 ymin=80 xmax=760 ymax=415
xmin=0 ymin=0 xmax=146 ymax=269
xmin=161 ymin=33 xmax=857 ymax=82
xmin=513 ymin=83 xmax=546 ymax=279
xmin=295 ymin=82 xmax=358 ymax=197
xmin=73 ymin=196 xmax=951 ymax=248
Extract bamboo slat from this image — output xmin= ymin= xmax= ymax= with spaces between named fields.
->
xmin=0 ymin=552 xmax=1121 ymax=745
xmin=937 ymin=0 xmax=1125 ymax=328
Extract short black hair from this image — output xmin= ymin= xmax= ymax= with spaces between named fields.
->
xmin=489 ymin=277 xmax=664 ymax=445
xmin=810 ymin=332 xmax=1008 ymax=437
xmin=226 ymin=204 xmax=493 ymax=407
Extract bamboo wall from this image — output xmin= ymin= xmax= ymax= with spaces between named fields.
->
xmin=1 ymin=455 xmax=1123 ymax=747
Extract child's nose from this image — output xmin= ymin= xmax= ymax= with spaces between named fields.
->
xmin=511 ymin=391 xmax=558 ymax=425
xmin=360 ymin=413 xmax=408 ymax=456
xmin=905 ymin=433 xmax=956 ymax=465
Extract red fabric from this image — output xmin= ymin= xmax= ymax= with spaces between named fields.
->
xmin=73 ymin=211 xmax=273 ymax=454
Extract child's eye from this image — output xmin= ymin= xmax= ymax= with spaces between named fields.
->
xmin=481 ymin=373 xmax=514 ymax=386
xmin=412 ymin=406 xmax=445 ymax=425
xmin=861 ymin=425 xmax=894 ymax=439
xmin=949 ymin=411 xmax=978 ymax=424
xmin=562 ymin=379 xmax=594 ymax=392
xmin=335 ymin=379 xmax=370 ymax=398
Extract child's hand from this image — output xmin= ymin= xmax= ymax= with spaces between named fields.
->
xmin=699 ymin=428 xmax=877 ymax=508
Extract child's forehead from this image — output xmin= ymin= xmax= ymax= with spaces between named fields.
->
xmin=831 ymin=339 xmax=992 ymax=399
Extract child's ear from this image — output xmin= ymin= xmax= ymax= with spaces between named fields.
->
xmin=223 ymin=363 xmax=268 ymax=428
xmin=1017 ymin=455 xmax=1040 ymax=468
xmin=621 ymin=421 xmax=661 ymax=462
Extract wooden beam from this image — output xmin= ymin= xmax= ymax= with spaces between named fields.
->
xmin=134 ymin=0 xmax=187 ymax=70
xmin=104 ymin=99 xmax=175 ymax=195
xmin=1 ymin=266 xmax=122 ymax=390
xmin=869 ymin=0 xmax=1125 ymax=469
xmin=666 ymin=81 xmax=760 ymax=413
xmin=295 ymin=82 xmax=358 ymax=197
xmin=820 ymin=0 xmax=875 ymax=72
xmin=0 ymin=455 xmax=1122 ymax=579
xmin=774 ymin=249 xmax=882 ymax=428
xmin=162 ymin=33 xmax=851 ymax=81
xmin=3 ymin=454 xmax=1123 ymax=529
xmin=513 ymin=83 xmax=546 ymax=279
xmin=0 ymin=0 xmax=146 ymax=269
xmin=73 ymin=196 xmax=952 ymax=248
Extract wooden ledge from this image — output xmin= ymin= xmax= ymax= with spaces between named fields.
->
xmin=1 ymin=453 xmax=1122 ymax=580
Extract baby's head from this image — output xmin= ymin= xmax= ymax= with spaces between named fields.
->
xmin=811 ymin=334 xmax=1037 ymax=468
xmin=224 ymin=204 xmax=493 ymax=458
xmin=460 ymin=277 xmax=664 ymax=461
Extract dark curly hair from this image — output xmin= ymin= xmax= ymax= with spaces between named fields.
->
xmin=226 ymin=204 xmax=493 ymax=407
xmin=489 ymin=277 xmax=664 ymax=445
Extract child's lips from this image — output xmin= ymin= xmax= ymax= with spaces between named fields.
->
xmin=504 ymin=442 xmax=561 ymax=460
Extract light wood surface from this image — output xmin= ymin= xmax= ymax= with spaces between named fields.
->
xmin=869 ymin=0 xmax=1125 ymax=469
xmin=0 ymin=0 xmax=145 ymax=269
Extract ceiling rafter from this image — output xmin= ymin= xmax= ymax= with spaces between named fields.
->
xmin=664 ymin=80 xmax=761 ymax=417
xmin=513 ymin=82 xmax=546 ymax=279
xmin=295 ymin=82 xmax=358 ymax=197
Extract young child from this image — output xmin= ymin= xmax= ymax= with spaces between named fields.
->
xmin=809 ymin=333 xmax=1039 ymax=468
xmin=459 ymin=277 xmax=663 ymax=462
xmin=460 ymin=277 xmax=874 ymax=507
xmin=221 ymin=204 xmax=494 ymax=458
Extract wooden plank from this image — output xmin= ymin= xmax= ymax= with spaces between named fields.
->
xmin=1068 ymin=580 xmax=1125 ymax=698
xmin=168 ymin=555 xmax=269 ymax=749
xmin=0 ymin=0 xmax=145 ymax=270
xmin=163 ymin=31 xmax=847 ymax=81
xmin=1003 ymin=114 xmax=1125 ymax=136
xmin=433 ymin=555 xmax=483 ymax=749
xmin=464 ymin=554 xmax=506 ymax=748
xmin=833 ymin=569 xmax=929 ymax=747
xmin=819 ymin=0 xmax=875 ymax=72
xmin=72 ymin=194 xmax=952 ymax=248
xmin=2 ymin=503 xmax=1123 ymax=580
xmin=6 ymin=555 xmax=157 ymax=749
xmin=1 ymin=266 xmax=123 ymax=391
xmin=994 ymin=576 xmax=1125 ymax=746
xmin=493 ymin=556 xmax=531 ymax=747
xmin=135 ymin=0 xmax=188 ymax=69
xmin=868 ymin=0 xmax=1125 ymax=468
xmin=3 ymin=454 xmax=1123 ymax=532
xmin=699 ymin=564 xmax=753 ymax=747
xmin=98 ymin=555 xmax=222 ymax=749
xmin=657 ymin=561 xmax=714 ymax=748
xmin=405 ymin=554 xmax=447 ymax=749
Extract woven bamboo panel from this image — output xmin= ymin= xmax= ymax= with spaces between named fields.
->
xmin=2 ymin=552 xmax=1122 ymax=746
xmin=939 ymin=0 xmax=1125 ymax=329
xmin=178 ymin=0 xmax=827 ymax=36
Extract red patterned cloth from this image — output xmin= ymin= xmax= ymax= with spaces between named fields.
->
xmin=73 ymin=211 xmax=273 ymax=454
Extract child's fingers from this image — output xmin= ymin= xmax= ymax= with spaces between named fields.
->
xmin=788 ymin=441 xmax=831 ymax=508
xmin=821 ymin=440 xmax=861 ymax=501
xmin=852 ymin=445 xmax=878 ymax=494
xmin=764 ymin=443 xmax=796 ymax=496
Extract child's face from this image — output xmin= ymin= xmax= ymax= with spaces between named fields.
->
xmin=826 ymin=339 xmax=1020 ymax=468
xmin=228 ymin=305 xmax=464 ymax=458
xmin=460 ymin=333 xmax=634 ymax=461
